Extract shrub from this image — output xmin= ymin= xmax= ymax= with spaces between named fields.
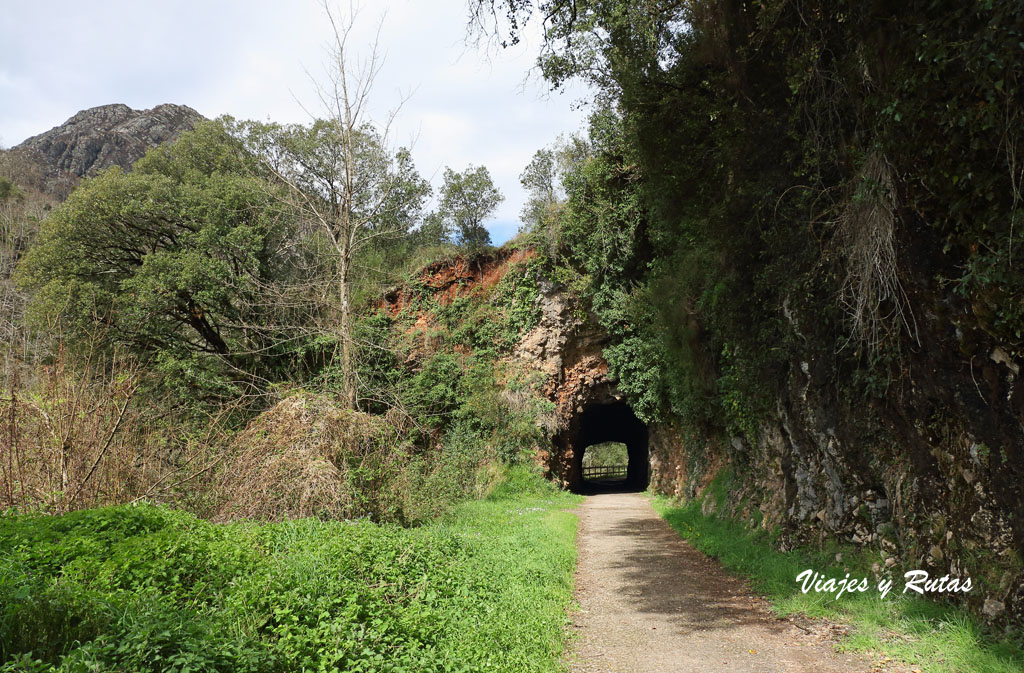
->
xmin=0 ymin=470 xmax=581 ymax=672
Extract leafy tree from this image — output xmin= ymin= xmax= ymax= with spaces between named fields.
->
xmin=519 ymin=148 xmax=557 ymax=231
xmin=519 ymin=135 xmax=591 ymax=248
xmin=16 ymin=121 xmax=293 ymax=402
xmin=0 ymin=176 xmax=19 ymax=202
xmin=234 ymin=118 xmax=430 ymax=407
xmin=438 ymin=165 xmax=503 ymax=252
xmin=413 ymin=211 xmax=452 ymax=247
xmin=234 ymin=3 xmax=431 ymax=409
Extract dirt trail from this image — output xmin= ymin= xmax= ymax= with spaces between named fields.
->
xmin=568 ymin=492 xmax=873 ymax=673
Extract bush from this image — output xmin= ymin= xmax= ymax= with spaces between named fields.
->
xmin=212 ymin=390 xmax=497 ymax=525
xmin=0 ymin=472 xmax=581 ymax=672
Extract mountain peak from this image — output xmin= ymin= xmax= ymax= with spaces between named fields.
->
xmin=10 ymin=103 xmax=204 ymax=197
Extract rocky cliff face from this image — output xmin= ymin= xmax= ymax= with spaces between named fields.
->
xmin=9 ymin=103 xmax=202 ymax=197
xmin=644 ymin=242 xmax=1024 ymax=626
xmin=511 ymin=278 xmax=617 ymax=485
xmin=506 ymin=267 xmax=1022 ymax=627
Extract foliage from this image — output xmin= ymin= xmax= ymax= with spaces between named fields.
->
xmin=437 ymin=165 xmax=503 ymax=252
xmin=410 ymin=211 xmax=451 ymax=250
xmin=236 ymin=118 xmax=430 ymax=256
xmin=0 ymin=176 xmax=20 ymax=202
xmin=402 ymin=350 xmax=465 ymax=428
xmin=1 ymin=173 xmax=53 ymax=368
xmin=16 ymin=121 xmax=295 ymax=405
xmin=581 ymin=441 xmax=627 ymax=468
xmin=428 ymin=255 xmax=542 ymax=355
xmin=0 ymin=468 xmax=580 ymax=672
xmin=334 ymin=251 xmax=557 ymax=471
xmin=541 ymin=106 xmax=671 ymax=423
xmin=490 ymin=254 xmax=543 ymax=342
xmin=11 ymin=114 xmax=445 ymax=417
xmin=483 ymin=0 xmax=1023 ymax=451
xmin=653 ymin=492 xmax=1024 ymax=673
xmin=7 ymin=163 xmax=554 ymax=517
xmin=395 ymin=345 xmax=553 ymax=466
xmin=518 ymin=135 xmax=591 ymax=254
xmin=519 ymin=148 xmax=559 ymax=232
xmin=452 ymin=358 xmax=555 ymax=463
xmin=230 ymin=112 xmax=432 ymax=409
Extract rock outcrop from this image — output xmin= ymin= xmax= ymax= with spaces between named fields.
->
xmin=382 ymin=245 xmax=1023 ymax=626
xmin=508 ymin=260 xmax=1023 ymax=627
xmin=513 ymin=278 xmax=617 ymax=486
xmin=9 ymin=103 xmax=202 ymax=197
xmin=643 ymin=277 xmax=1024 ymax=627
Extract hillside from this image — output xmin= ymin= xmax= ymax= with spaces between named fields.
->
xmin=2 ymin=2 xmax=1023 ymax=670
xmin=3 ymin=235 xmax=1023 ymax=670
xmin=4 ymin=103 xmax=202 ymax=197
xmin=368 ymin=239 xmax=1024 ymax=628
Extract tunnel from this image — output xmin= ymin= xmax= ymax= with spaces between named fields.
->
xmin=566 ymin=400 xmax=649 ymax=493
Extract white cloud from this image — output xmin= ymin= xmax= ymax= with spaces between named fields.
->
xmin=0 ymin=0 xmax=591 ymax=243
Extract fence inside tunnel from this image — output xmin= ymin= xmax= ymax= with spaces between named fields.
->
xmin=567 ymin=401 xmax=649 ymax=493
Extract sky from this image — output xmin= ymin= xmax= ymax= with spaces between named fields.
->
xmin=0 ymin=0 xmax=591 ymax=244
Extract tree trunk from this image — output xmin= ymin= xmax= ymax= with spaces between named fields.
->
xmin=338 ymin=253 xmax=357 ymax=409
xmin=60 ymin=439 xmax=70 ymax=504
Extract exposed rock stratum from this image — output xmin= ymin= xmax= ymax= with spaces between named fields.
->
xmin=9 ymin=103 xmax=202 ymax=197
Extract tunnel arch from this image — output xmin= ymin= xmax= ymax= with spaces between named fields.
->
xmin=561 ymin=399 xmax=649 ymax=493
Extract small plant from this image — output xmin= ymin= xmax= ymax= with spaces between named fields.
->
xmin=0 ymin=468 xmax=581 ymax=672
xmin=653 ymin=495 xmax=1024 ymax=673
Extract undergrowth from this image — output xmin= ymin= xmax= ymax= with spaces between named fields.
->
xmin=0 ymin=466 xmax=581 ymax=673
xmin=652 ymin=493 xmax=1024 ymax=673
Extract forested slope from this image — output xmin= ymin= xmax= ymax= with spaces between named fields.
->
xmin=471 ymin=0 xmax=1024 ymax=625
xmin=1 ymin=0 xmax=1022 ymax=644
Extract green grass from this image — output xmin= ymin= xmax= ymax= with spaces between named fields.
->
xmin=0 ymin=466 xmax=582 ymax=673
xmin=651 ymin=491 xmax=1024 ymax=673
xmin=580 ymin=442 xmax=628 ymax=468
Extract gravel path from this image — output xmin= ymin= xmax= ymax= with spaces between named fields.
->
xmin=567 ymin=492 xmax=873 ymax=673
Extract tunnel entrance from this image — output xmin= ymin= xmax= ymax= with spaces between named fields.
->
xmin=568 ymin=401 xmax=649 ymax=494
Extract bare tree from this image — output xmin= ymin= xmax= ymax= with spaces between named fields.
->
xmin=245 ymin=2 xmax=429 ymax=409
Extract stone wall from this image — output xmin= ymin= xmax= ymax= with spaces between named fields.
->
xmin=510 ymin=263 xmax=1022 ymax=626
xmin=646 ymin=353 xmax=1023 ymax=626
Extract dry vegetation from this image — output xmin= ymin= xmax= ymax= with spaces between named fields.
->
xmin=0 ymin=348 xmax=215 ymax=514
xmin=209 ymin=391 xmax=480 ymax=524
xmin=836 ymin=151 xmax=918 ymax=353
xmin=1 ymin=364 xmax=498 ymax=524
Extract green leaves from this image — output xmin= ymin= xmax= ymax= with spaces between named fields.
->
xmin=0 ymin=176 xmax=22 ymax=202
xmin=437 ymin=165 xmax=503 ymax=252
xmin=0 ymin=479 xmax=580 ymax=673
xmin=16 ymin=120 xmax=294 ymax=406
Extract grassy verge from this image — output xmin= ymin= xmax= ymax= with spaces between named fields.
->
xmin=0 ymin=466 xmax=582 ymax=673
xmin=651 ymin=491 xmax=1024 ymax=673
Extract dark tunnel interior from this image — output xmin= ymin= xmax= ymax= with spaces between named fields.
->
xmin=570 ymin=401 xmax=649 ymax=494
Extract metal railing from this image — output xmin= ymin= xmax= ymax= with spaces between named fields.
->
xmin=582 ymin=465 xmax=628 ymax=480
